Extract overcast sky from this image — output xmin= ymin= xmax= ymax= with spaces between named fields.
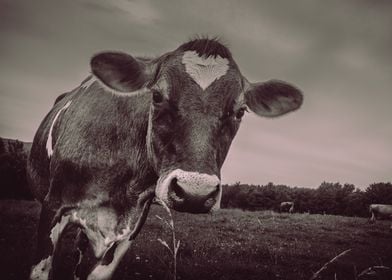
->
xmin=1 ymin=0 xmax=391 ymax=189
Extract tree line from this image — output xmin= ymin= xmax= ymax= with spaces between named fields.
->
xmin=0 ymin=138 xmax=33 ymax=200
xmin=221 ymin=181 xmax=392 ymax=217
xmin=1 ymin=137 xmax=391 ymax=218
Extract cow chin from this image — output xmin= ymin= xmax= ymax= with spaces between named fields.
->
xmin=155 ymin=169 xmax=222 ymax=214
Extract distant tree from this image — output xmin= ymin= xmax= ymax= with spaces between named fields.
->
xmin=234 ymin=186 xmax=252 ymax=210
xmin=221 ymin=184 xmax=239 ymax=208
xmin=314 ymin=182 xmax=341 ymax=214
xmin=221 ymin=182 xmax=254 ymax=209
xmin=335 ymin=184 xmax=355 ymax=214
xmin=291 ymin=187 xmax=316 ymax=213
xmin=0 ymin=139 xmax=5 ymax=154
xmin=364 ymin=182 xmax=392 ymax=205
xmin=263 ymin=183 xmax=292 ymax=211
xmin=343 ymin=189 xmax=367 ymax=217
xmin=248 ymin=188 xmax=270 ymax=211
xmin=0 ymin=139 xmax=33 ymax=199
xmin=220 ymin=180 xmax=390 ymax=218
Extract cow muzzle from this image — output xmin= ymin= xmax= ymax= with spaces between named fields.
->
xmin=156 ymin=169 xmax=221 ymax=213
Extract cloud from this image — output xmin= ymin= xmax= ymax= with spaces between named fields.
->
xmin=81 ymin=0 xmax=161 ymax=24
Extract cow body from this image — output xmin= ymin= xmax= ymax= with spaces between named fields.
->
xmin=28 ymin=38 xmax=303 ymax=279
xmin=280 ymin=201 xmax=294 ymax=213
xmin=29 ymin=80 xmax=156 ymax=279
xmin=369 ymin=204 xmax=392 ymax=223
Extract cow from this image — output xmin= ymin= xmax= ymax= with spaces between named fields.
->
xmin=369 ymin=204 xmax=392 ymax=226
xmin=280 ymin=201 xmax=294 ymax=213
xmin=27 ymin=37 xmax=303 ymax=280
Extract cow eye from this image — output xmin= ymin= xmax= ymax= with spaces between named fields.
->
xmin=235 ymin=108 xmax=246 ymax=120
xmin=152 ymin=89 xmax=163 ymax=104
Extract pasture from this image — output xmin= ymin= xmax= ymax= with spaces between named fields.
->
xmin=1 ymin=200 xmax=391 ymax=280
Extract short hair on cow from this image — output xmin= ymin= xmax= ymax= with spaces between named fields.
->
xmin=28 ymin=36 xmax=303 ymax=280
xmin=177 ymin=36 xmax=232 ymax=59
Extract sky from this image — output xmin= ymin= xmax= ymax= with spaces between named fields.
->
xmin=0 ymin=0 xmax=391 ymax=189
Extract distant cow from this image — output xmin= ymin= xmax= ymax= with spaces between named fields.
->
xmin=369 ymin=204 xmax=392 ymax=224
xmin=27 ymin=38 xmax=303 ymax=280
xmin=280 ymin=201 xmax=295 ymax=213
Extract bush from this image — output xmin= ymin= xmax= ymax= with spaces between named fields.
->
xmin=0 ymin=139 xmax=33 ymax=200
xmin=221 ymin=181 xmax=390 ymax=218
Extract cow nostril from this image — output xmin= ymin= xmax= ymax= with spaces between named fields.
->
xmin=170 ymin=178 xmax=186 ymax=200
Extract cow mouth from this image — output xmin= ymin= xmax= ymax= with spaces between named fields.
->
xmin=155 ymin=169 xmax=222 ymax=213
xmin=167 ymin=176 xmax=219 ymax=214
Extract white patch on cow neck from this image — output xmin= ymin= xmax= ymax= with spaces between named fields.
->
xmin=46 ymin=100 xmax=72 ymax=158
xmin=182 ymin=51 xmax=229 ymax=90
xmin=71 ymin=210 xmax=131 ymax=259
xmin=30 ymin=256 xmax=52 ymax=280
xmin=50 ymin=214 xmax=71 ymax=246
xmin=72 ymin=211 xmax=108 ymax=258
xmin=87 ymin=239 xmax=132 ymax=280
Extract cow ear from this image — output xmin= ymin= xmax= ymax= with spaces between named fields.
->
xmin=244 ymin=80 xmax=303 ymax=117
xmin=91 ymin=52 xmax=153 ymax=92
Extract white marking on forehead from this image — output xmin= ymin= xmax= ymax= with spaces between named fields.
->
xmin=182 ymin=51 xmax=229 ymax=90
xmin=46 ymin=100 xmax=72 ymax=158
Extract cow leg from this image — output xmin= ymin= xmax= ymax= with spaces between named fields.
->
xmin=74 ymin=230 xmax=102 ymax=280
xmin=87 ymin=239 xmax=132 ymax=280
xmin=370 ymin=210 xmax=376 ymax=223
xmin=47 ymin=228 xmax=95 ymax=280
xmin=50 ymin=223 xmax=81 ymax=280
xmin=74 ymin=230 xmax=91 ymax=280
xmin=30 ymin=204 xmax=58 ymax=280
xmin=30 ymin=203 xmax=73 ymax=280
xmin=80 ymin=189 xmax=154 ymax=280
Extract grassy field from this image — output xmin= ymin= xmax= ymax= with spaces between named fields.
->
xmin=0 ymin=200 xmax=391 ymax=280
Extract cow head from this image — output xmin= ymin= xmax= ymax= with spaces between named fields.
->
xmin=91 ymin=38 xmax=303 ymax=213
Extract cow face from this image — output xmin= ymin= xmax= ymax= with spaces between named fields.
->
xmin=91 ymin=39 xmax=303 ymax=214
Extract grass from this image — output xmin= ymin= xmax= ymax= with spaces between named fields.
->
xmin=155 ymin=198 xmax=181 ymax=280
xmin=1 ymin=200 xmax=391 ymax=280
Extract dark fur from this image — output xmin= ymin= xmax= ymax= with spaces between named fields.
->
xmin=27 ymin=81 xmax=158 ymax=276
xmin=178 ymin=37 xmax=232 ymax=59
